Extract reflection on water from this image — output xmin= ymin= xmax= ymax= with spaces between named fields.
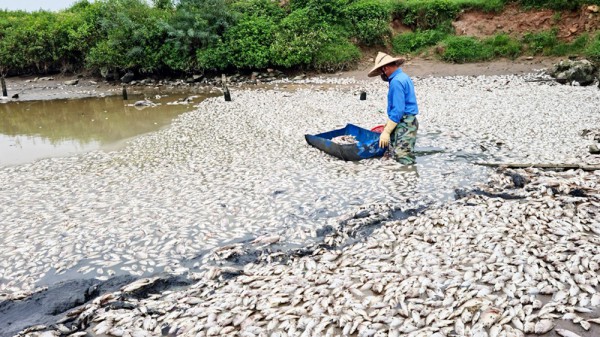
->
xmin=0 ymin=94 xmax=217 ymax=166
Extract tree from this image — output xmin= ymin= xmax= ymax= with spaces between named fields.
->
xmin=153 ymin=0 xmax=173 ymax=10
xmin=160 ymin=0 xmax=237 ymax=71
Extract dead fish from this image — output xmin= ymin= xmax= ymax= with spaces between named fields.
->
xmin=556 ymin=329 xmax=583 ymax=337
xmin=331 ymin=135 xmax=358 ymax=145
xmin=534 ymin=319 xmax=554 ymax=334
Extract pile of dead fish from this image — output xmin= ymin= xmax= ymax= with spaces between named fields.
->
xmin=331 ymin=135 xmax=359 ymax=145
xmin=20 ymin=167 xmax=600 ymax=337
xmin=2 ymin=73 xmax=600 ymax=337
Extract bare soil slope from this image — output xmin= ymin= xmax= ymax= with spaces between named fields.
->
xmin=453 ymin=4 xmax=600 ymax=40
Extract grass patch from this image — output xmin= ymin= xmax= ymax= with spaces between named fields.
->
xmin=436 ymin=30 xmax=594 ymax=63
xmin=521 ymin=29 xmax=591 ymax=56
xmin=549 ymin=33 xmax=590 ymax=56
xmin=522 ymin=29 xmax=559 ymax=54
xmin=517 ymin=0 xmax=600 ymax=11
xmin=437 ymin=35 xmax=494 ymax=63
xmin=483 ymin=34 xmax=522 ymax=59
xmin=437 ymin=33 xmax=523 ymax=62
xmin=451 ymin=0 xmax=506 ymax=12
xmin=391 ymin=0 xmax=460 ymax=30
xmin=392 ymin=29 xmax=447 ymax=54
xmin=585 ymin=33 xmax=600 ymax=62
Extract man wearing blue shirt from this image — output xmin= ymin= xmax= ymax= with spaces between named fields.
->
xmin=368 ymin=52 xmax=419 ymax=165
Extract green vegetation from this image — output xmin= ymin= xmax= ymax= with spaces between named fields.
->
xmin=522 ymin=29 xmax=560 ymax=54
xmin=522 ymin=29 xmax=593 ymax=56
xmin=451 ymin=0 xmax=506 ymax=12
xmin=0 ymin=10 xmax=93 ymax=74
xmin=314 ymin=38 xmax=362 ymax=71
xmin=585 ymin=33 xmax=600 ymax=62
xmin=392 ymin=29 xmax=448 ymax=54
xmin=484 ymin=34 xmax=522 ymax=58
xmin=345 ymin=0 xmax=392 ymax=46
xmin=435 ymin=31 xmax=596 ymax=63
xmin=390 ymin=0 xmax=505 ymax=32
xmin=85 ymin=0 xmax=172 ymax=73
xmin=438 ymin=36 xmax=494 ymax=63
xmin=391 ymin=0 xmax=460 ymax=31
xmin=518 ymin=0 xmax=600 ymax=11
xmin=0 ymin=0 xmax=598 ymax=76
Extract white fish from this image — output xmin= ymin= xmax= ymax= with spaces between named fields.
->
xmin=556 ymin=329 xmax=583 ymax=337
xmin=534 ymin=319 xmax=554 ymax=334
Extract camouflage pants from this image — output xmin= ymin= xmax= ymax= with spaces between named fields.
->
xmin=390 ymin=115 xmax=419 ymax=165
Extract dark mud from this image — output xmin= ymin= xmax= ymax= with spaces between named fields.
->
xmin=454 ymin=187 xmax=526 ymax=200
xmin=206 ymin=204 xmax=429 ymax=269
xmin=0 ymin=202 xmax=428 ymax=337
xmin=0 ymin=275 xmax=135 ymax=337
xmin=0 ymin=274 xmax=192 ymax=337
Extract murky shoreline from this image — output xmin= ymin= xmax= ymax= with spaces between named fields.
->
xmin=0 ymin=93 xmax=220 ymax=166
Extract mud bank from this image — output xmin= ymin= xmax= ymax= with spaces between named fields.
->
xmin=0 ymin=56 xmax=564 ymax=102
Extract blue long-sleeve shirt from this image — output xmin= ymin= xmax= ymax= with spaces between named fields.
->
xmin=387 ymin=68 xmax=419 ymax=123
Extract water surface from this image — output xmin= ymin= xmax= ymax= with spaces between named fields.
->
xmin=0 ymin=94 xmax=216 ymax=166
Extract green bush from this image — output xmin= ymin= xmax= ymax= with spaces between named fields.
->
xmin=270 ymin=8 xmax=319 ymax=67
xmin=52 ymin=12 xmax=94 ymax=72
xmin=5 ymin=0 xmax=598 ymax=75
xmin=522 ymin=29 xmax=559 ymax=55
xmin=313 ymin=37 xmax=361 ymax=71
xmin=206 ymin=15 xmax=277 ymax=70
xmin=451 ymin=0 xmax=506 ymax=12
xmin=83 ymin=0 xmax=238 ymax=73
xmin=231 ymin=0 xmax=286 ymax=20
xmin=392 ymin=29 xmax=447 ymax=54
xmin=439 ymin=34 xmax=522 ymax=62
xmin=344 ymin=0 xmax=392 ymax=46
xmin=270 ymin=7 xmax=348 ymax=68
xmin=289 ymin=0 xmax=349 ymax=25
xmin=152 ymin=0 xmax=174 ymax=10
xmin=546 ymin=33 xmax=589 ymax=56
xmin=196 ymin=41 xmax=229 ymax=70
xmin=483 ymin=33 xmax=521 ymax=59
xmin=0 ymin=12 xmax=25 ymax=74
xmin=438 ymin=35 xmax=493 ymax=63
xmin=585 ymin=33 xmax=600 ymax=62
xmin=0 ymin=12 xmax=60 ymax=73
xmin=85 ymin=0 xmax=169 ymax=73
xmin=196 ymin=13 xmax=278 ymax=71
xmin=160 ymin=0 xmax=237 ymax=72
xmin=392 ymin=0 xmax=459 ymax=30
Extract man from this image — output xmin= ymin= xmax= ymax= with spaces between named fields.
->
xmin=368 ymin=52 xmax=419 ymax=165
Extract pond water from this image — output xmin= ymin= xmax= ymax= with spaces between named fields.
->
xmin=0 ymin=93 xmax=218 ymax=166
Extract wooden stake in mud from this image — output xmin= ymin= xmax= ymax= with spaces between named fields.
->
xmin=223 ymin=86 xmax=231 ymax=102
xmin=122 ymin=85 xmax=128 ymax=100
xmin=222 ymin=74 xmax=231 ymax=102
xmin=1 ymin=77 xmax=7 ymax=97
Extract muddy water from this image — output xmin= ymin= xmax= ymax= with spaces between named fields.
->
xmin=0 ymin=93 xmax=217 ymax=166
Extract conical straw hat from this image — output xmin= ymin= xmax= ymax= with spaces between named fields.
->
xmin=367 ymin=52 xmax=405 ymax=77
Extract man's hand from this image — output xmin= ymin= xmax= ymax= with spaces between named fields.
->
xmin=379 ymin=119 xmax=398 ymax=148
xmin=379 ymin=132 xmax=391 ymax=148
